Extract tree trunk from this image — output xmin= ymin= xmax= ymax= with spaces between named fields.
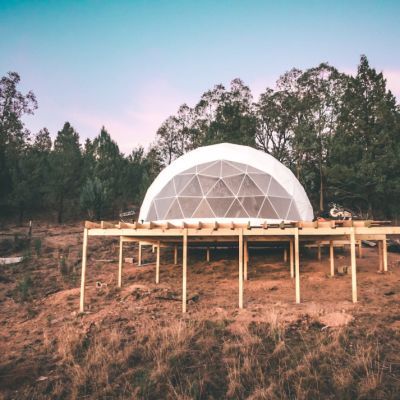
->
xmin=319 ymin=163 xmax=324 ymax=212
xmin=18 ymin=206 xmax=24 ymax=226
xmin=57 ymin=194 xmax=64 ymax=224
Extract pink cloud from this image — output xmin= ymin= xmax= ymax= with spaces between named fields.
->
xmin=71 ymin=79 xmax=194 ymax=154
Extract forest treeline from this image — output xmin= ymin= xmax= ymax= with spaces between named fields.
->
xmin=1 ymin=55 xmax=399 ymax=223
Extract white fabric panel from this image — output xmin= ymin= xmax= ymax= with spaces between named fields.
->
xmin=139 ymin=143 xmax=314 ymax=222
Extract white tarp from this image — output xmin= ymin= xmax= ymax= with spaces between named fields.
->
xmin=139 ymin=143 xmax=314 ymax=223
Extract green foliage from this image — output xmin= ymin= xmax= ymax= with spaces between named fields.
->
xmin=80 ymin=177 xmax=109 ymax=220
xmin=50 ymin=122 xmax=83 ymax=223
xmin=1 ymin=56 xmax=400 ymax=222
xmin=33 ymin=238 xmax=42 ymax=257
xmin=15 ymin=273 xmax=33 ymax=302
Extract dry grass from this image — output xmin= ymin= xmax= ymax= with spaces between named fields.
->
xmin=2 ymin=223 xmax=400 ymax=399
xmin=9 ymin=316 xmax=397 ymax=400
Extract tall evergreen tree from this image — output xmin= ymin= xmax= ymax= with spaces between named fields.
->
xmin=0 ymin=72 xmax=37 ymax=212
xmin=329 ymin=55 xmax=400 ymax=218
xmin=50 ymin=122 xmax=82 ymax=223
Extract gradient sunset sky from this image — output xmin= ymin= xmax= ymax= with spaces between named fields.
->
xmin=1 ymin=0 xmax=399 ymax=154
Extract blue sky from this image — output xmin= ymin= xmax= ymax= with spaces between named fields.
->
xmin=1 ymin=0 xmax=399 ymax=154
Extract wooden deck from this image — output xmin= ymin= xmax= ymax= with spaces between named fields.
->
xmin=79 ymin=220 xmax=399 ymax=313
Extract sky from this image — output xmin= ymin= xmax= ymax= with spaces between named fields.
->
xmin=1 ymin=0 xmax=399 ymax=154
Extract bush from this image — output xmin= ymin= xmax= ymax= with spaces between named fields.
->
xmin=34 ymin=238 xmax=42 ymax=256
xmin=80 ymin=177 xmax=109 ymax=220
xmin=15 ymin=273 xmax=33 ymax=302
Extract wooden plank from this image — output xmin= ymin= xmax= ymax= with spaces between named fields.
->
xmin=174 ymin=245 xmax=178 ymax=264
xmin=283 ymin=247 xmax=288 ymax=263
xmin=329 ymin=240 xmax=334 ymax=277
xmin=138 ymin=242 xmax=142 ymax=266
xmin=378 ymin=241 xmax=383 ymax=272
xmin=156 ymin=241 xmax=160 ymax=284
xmin=182 ymin=230 xmax=188 ymax=313
xmin=118 ymin=222 xmax=137 ymax=229
xmin=239 ymin=229 xmax=244 ymax=308
xmin=101 ymin=221 xmax=115 ymax=229
xmin=350 ymin=228 xmax=357 ymax=303
xmin=85 ymin=221 xmax=101 ymax=229
xmin=317 ymin=243 xmax=321 ymax=261
xmin=118 ymin=236 xmax=123 ymax=287
xmin=244 ymin=238 xmax=248 ymax=281
xmin=79 ymin=228 xmax=88 ymax=312
xmin=85 ymin=225 xmax=400 ymax=238
xmin=290 ymin=238 xmax=294 ymax=278
xmin=383 ymin=236 xmax=388 ymax=272
xmin=262 ymin=221 xmax=268 ymax=229
xmin=295 ymin=229 xmax=300 ymax=303
xmin=206 ymin=247 xmax=210 ymax=262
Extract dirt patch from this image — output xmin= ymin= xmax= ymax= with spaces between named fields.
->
xmin=319 ymin=312 xmax=354 ymax=327
xmin=1 ymin=222 xmax=400 ymax=399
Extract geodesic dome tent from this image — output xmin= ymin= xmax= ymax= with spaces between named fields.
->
xmin=139 ymin=143 xmax=313 ymax=224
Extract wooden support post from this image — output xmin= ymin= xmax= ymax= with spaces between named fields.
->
xmin=79 ymin=228 xmax=88 ymax=313
xmin=383 ymin=236 xmax=388 ymax=272
xmin=182 ymin=230 xmax=188 ymax=313
xmin=118 ymin=236 xmax=123 ymax=288
xmin=329 ymin=240 xmax=334 ymax=277
xmin=290 ymin=238 xmax=294 ymax=279
xmin=295 ymin=229 xmax=300 ymax=304
xmin=283 ymin=247 xmax=288 ymax=263
xmin=206 ymin=247 xmax=210 ymax=262
xmin=239 ymin=229 xmax=244 ymax=308
xmin=358 ymin=240 xmax=362 ymax=258
xmin=156 ymin=242 xmax=160 ymax=284
xmin=378 ymin=241 xmax=383 ymax=272
xmin=350 ymin=228 xmax=357 ymax=303
xmin=138 ymin=242 xmax=142 ymax=266
xmin=244 ymin=238 xmax=248 ymax=281
xmin=317 ymin=243 xmax=321 ymax=261
xmin=174 ymin=245 xmax=178 ymax=265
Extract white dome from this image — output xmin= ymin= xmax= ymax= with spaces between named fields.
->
xmin=139 ymin=143 xmax=313 ymax=223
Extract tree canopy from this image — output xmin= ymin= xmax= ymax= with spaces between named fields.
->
xmin=1 ymin=55 xmax=399 ymax=223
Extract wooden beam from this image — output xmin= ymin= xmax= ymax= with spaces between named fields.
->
xmin=156 ymin=241 xmax=160 ymax=284
xmin=174 ymin=245 xmax=178 ymax=265
xmin=101 ymin=221 xmax=115 ymax=229
xmin=358 ymin=240 xmax=362 ymax=258
xmin=329 ymin=240 xmax=334 ymax=277
xmin=118 ymin=222 xmax=137 ymax=229
xmin=182 ymin=230 xmax=188 ymax=313
xmin=244 ymin=238 xmax=248 ymax=281
xmin=138 ymin=242 xmax=142 ymax=266
xmin=85 ymin=221 xmax=101 ymax=229
xmin=317 ymin=243 xmax=321 ymax=261
xmin=378 ymin=241 xmax=383 ymax=272
xmin=262 ymin=221 xmax=268 ymax=229
xmin=289 ymin=238 xmax=294 ymax=279
xmin=350 ymin=228 xmax=357 ymax=303
xmin=283 ymin=247 xmax=288 ymax=263
xmin=239 ymin=229 xmax=244 ymax=308
xmin=79 ymin=228 xmax=88 ymax=312
xmin=295 ymin=229 xmax=300 ymax=304
xmin=383 ymin=236 xmax=388 ymax=272
xmin=118 ymin=236 xmax=123 ymax=287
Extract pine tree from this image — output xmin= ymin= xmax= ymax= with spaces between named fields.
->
xmin=50 ymin=122 xmax=82 ymax=223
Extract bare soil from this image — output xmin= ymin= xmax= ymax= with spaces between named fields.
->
xmin=1 ymin=222 xmax=400 ymax=399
